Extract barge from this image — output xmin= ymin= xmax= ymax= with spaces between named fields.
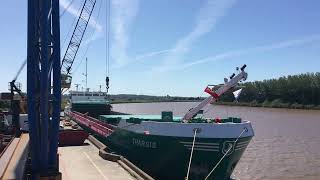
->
xmin=67 ymin=65 xmax=254 ymax=179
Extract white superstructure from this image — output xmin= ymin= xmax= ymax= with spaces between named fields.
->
xmin=70 ymin=91 xmax=108 ymax=102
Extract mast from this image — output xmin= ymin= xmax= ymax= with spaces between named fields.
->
xmin=85 ymin=58 xmax=88 ymax=90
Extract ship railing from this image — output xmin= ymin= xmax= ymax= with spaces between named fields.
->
xmin=68 ymin=111 xmax=113 ymax=137
xmin=85 ymin=114 xmax=115 ymax=130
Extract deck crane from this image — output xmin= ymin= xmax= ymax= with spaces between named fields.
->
xmin=182 ymin=65 xmax=248 ymax=121
xmin=2 ymin=0 xmax=97 ymax=139
xmin=61 ymin=0 xmax=97 ymax=89
xmin=8 ymin=60 xmax=27 ymax=137
xmin=8 ymin=0 xmax=97 ymax=91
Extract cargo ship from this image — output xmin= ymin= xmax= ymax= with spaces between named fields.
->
xmin=67 ymin=65 xmax=254 ymax=180
xmin=69 ymin=90 xmax=112 ymax=118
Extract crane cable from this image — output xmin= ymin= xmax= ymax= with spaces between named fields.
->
xmin=185 ymin=128 xmax=199 ymax=180
xmin=60 ymin=0 xmax=76 ymax=18
xmin=70 ymin=0 xmax=103 ymax=75
xmin=60 ymin=0 xmax=81 ymax=51
xmin=105 ymin=0 xmax=110 ymax=93
xmin=204 ymin=128 xmax=247 ymax=180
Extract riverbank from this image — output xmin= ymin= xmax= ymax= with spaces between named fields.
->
xmin=111 ymin=100 xmax=320 ymax=110
xmin=215 ymin=101 xmax=320 ymax=110
xmin=111 ymin=99 xmax=200 ymax=104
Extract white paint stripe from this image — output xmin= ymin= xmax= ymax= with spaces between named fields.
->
xmin=83 ymin=152 xmax=109 ymax=180
xmin=236 ymin=144 xmax=248 ymax=148
xmin=180 ymin=141 xmax=220 ymax=146
xmin=187 ymin=147 xmax=219 ymax=152
xmin=235 ymin=147 xmax=247 ymax=151
xmin=183 ymin=144 xmax=219 ymax=149
xmin=237 ymin=140 xmax=250 ymax=145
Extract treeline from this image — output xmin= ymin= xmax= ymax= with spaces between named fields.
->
xmin=219 ymin=73 xmax=320 ymax=109
xmin=110 ymin=94 xmax=202 ymax=104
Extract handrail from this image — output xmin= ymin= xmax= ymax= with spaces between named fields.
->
xmin=68 ymin=111 xmax=114 ymax=137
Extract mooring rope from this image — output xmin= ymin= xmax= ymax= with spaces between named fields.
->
xmin=185 ymin=128 xmax=199 ymax=180
xmin=204 ymin=127 xmax=247 ymax=180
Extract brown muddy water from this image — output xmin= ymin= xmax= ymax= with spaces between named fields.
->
xmin=112 ymin=102 xmax=320 ymax=180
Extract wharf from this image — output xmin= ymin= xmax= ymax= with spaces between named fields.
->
xmin=59 ymin=140 xmax=135 ymax=180
xmin=0 ymin=134 xmax=151 ymax=180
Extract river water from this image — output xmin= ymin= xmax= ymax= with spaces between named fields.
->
xmin=112 ymin=102 xmax=320 ymax=180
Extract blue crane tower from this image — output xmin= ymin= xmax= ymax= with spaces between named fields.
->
xmin=26 ymin=0 xmax=98 ymax=178
xmin=27 ymin=0 xmax=61 ymax=177
xmin=27 ymin=0 xmax=97 ymax=177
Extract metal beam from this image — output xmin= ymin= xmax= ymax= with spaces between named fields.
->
xmin=39 ymin=0 xmax=50 ymax=172
xmin=48 ymin=0 xmax=61 ymax=169
xmin=27 ymin=0 xmax=40 ymax=174
xmin=27 ymin=0 xmax=62 ymax=176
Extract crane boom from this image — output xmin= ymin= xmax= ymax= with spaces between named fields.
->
xmin=182 ymin=65 xmax=248 ymax=121
xmin=61 ymin=0 xmax=96 ymax=88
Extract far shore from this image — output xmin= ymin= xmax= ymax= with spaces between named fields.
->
xmin=111 ymin=100 xmax=320 ymax=110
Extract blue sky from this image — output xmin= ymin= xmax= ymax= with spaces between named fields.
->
xmin=0 ymin=0 xmax=319 ymax=96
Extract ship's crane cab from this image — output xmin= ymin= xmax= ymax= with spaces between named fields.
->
xmin=61 ymin=74 xmax=72 ymax=89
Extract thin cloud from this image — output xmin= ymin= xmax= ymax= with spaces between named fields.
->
xmin=129 ymin=48 xmax=184 ymax=64
xmin=109 ymin=48 xmax=181 ymax=70
xmin=110 ymin=0 xmax=139 ymax=67
xmin=60 ymin=0 xmax=103 ymax=33
xmin=153 ymin=0 xmax=237 ymax=72
xmin=134 ymin=49 xmax=177 ymax=61
xmin=179 ymin=34 xmax=320 ymax=69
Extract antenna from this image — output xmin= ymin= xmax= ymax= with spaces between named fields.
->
xmin=86 ymin=58 xmax=88 ymax=89
xmin=75 ymin=84 xmax=80 ymax=91
xmin=82 ymin=58 xmax=88 ymax=89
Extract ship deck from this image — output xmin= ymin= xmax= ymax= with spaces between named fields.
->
xmin=100 ymin=114 xmax=182 ymax=122
xmin=100 ymin=114 xmax=243 ymax=124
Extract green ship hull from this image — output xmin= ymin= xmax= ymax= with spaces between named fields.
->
xmin=99 ymin=128 xmax=252 ymax=180
xmin=75 ymin=113 xmax=254 ymax=180
xmin=71 ymin=102 xmax=111 ymax=118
